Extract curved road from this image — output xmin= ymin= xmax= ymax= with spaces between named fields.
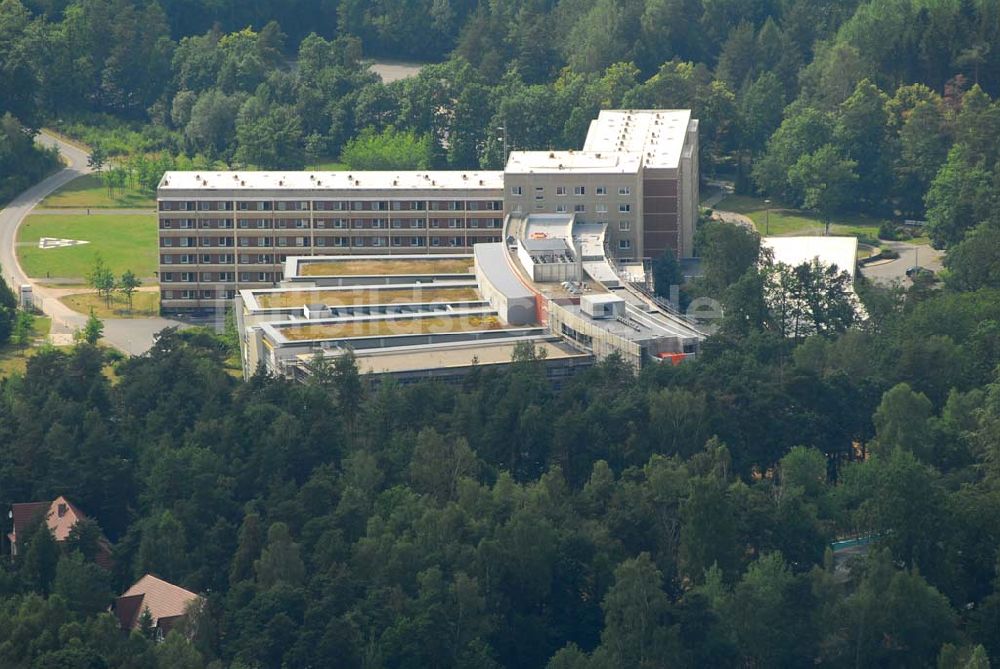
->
xmin=0 ymin=131 xmax=183 ymax=355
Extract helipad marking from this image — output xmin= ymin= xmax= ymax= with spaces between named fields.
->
xmin=39 ymin=237 xmax=90 ymax=249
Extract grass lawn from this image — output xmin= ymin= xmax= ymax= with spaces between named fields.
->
xmin=40 ymin=174 xmax=155 ymax=209
xmin=17 ymin=213 xmax=158 ymax=280
xmin=255 ymin=286 xmax=480 ymax=309
xmin=278 ymin=314 xmax=501 ymax=341
xmin=300 ymin=258 xmax=473 ymax=276
xmin=61 ymin=291 xmax=159 ymax=318
xmin=0 ymin=316 xmax=53 ymax=378
xmin=714 ymin=195 xmax=917 ymax=243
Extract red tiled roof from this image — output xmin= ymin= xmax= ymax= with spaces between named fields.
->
xmin=9 ymin=501 xmax=50 ymax=539
xmin=116 ymin=575 xmax=200 ymax=631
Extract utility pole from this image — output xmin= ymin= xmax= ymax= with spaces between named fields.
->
xmin=497 ymin=125 xmax=508 ymax=169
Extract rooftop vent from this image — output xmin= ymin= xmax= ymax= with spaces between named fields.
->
xmin=549 ymin=152 xmax=555 ymax=158
xmin=462 ymin=173 xmax=468 ymax=179
xmin=240 ymin=180 xmax=245 ymax=186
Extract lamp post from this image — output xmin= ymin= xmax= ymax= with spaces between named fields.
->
xmin=764 ymin=199 xmax=771 ymax=236
xmin=496 ymin=125 xmax=508 ymax=169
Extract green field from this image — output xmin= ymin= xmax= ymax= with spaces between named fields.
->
xmin=17 ymin=213 xmax=158 ymax=280
xmin=715 ymin=195 xmax=900 ymax=242
xmin=40 ymin=174 xmax=156 ymax=209
xmin=0 ymin=316 xmax=53 ymax=378
xmin=61 ymin=291 xmax=159 ymax=318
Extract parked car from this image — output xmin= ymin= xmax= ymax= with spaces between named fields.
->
xmin=905 ymin=265 xmax=935 ymax=279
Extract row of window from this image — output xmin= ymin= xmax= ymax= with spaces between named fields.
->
xmin=159 ymin=200 xmax=503 ymax=212
xmin=163 ymin=290 xmax=238 ymax=300
xmin=161 ymin=218 xmax=505 ymax=230
xmin=161 ymin=235 xmax=505 ymax=261
xmin=510 ymin=185 xmax=631 ymax=196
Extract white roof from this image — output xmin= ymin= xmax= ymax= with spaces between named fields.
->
xmin=158 ymin=170 xmax=504 ymax=192
xmin=504 ymin=150 xmax=642 ymax=174
xmin=583 ymin=110 xmax=692 ymax=170
xmin=762 ymin=236 xmax=859 ymax=279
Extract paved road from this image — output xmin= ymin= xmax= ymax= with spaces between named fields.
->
xmin=0 ymin=131 xmax=183 ymax=355
xmin=859 ymin=240 xmax=945 ymax=285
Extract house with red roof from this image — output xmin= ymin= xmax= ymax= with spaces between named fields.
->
xmin=113 ymin=574 xmax=201 ymax=639
xmin=7 ymin=495 xmax=113 ymax=568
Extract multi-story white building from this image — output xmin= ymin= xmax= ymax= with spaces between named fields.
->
xmin=504 ymin=109 xmax=699 ymax=262
xmin=157 ymin=109 xmax=698 ymax=314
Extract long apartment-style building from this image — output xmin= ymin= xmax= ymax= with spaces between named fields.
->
xmin=157 ymin=109 xmax=698 ymax=314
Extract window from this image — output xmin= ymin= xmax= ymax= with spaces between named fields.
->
xmin=555 ymin=205 xmax=567 ymax=213
xmin=596 ymin=204 xmax=608 ymax=213
xmin=239 ymin=238 xmax=249 ymax=247
xmin=556 ymin=186 xmax=567 ymax=196
xmin=596 ymin=186 xmax=607 ymax=196
xmin=619 ymin=239 xmax=631 ymax=250
xmin=256 ymin=220 xmax=267 ymax=229
xmin=619 ymin=220 xmax=631 ymax=231
xmin=240 ymin=272 xmax=250 ymax=282
xmin=372 ymin=237 xmax=386 ymax=247
xmin=619 ymin=204 xmax=631 ymax=213
xmin=574 ymin=186 xmax=585 ymax=195
xmin=574 ymin=204 xmax=586 ymax=213
xmin=449 ymin=218 xmax=461 ymax=228
xmin=411 ymin=237 xmax=422 ymax=246
xmin=258 ymin=272 xmax=266 ymax=282
xmin=469 ymin=219 xmax=479 ymax=228
xmin=618 ymin=186 xmax=631 ymax=195
xmin=353 ymin=237 xmax=364 ymax=246
xmin=411 ymin=219 xmax=422 ymax=228
xmin=316 ymin=237 xmax=326 ymax=247
xmin=432 ymin=237 xmax=441 ymax=246
xmin=511 ymin=186 xmax=523 ymax=196
xmin=392 ymin=236 xmax=402 ymax=246
xmin=163 ymin=255 xmax=173 ymax=264
xmin=163 ymin=238 xmax=173 ymax=247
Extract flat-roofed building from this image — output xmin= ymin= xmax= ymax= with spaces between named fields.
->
xmin=158 ymin=109 xmax=698 ymax=314
xmin=157 ymin=171 xmax=503 ymax=313
xmin=505 ymin=109 xmax=698 ymax=263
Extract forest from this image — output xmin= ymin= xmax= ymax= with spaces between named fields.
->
xmin=3 ymin=0 xmax=1000 ymax=666
xmin=2 ymin=219 xmax=1000 ymax=666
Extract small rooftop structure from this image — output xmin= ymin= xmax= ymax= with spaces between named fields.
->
xmin=114 ymin=574 xmax=200 ymax=638
xmin=762 ymin=236 xmax=859 ymax=279
xmin=475 ymin=242 xmax=537 ymax=325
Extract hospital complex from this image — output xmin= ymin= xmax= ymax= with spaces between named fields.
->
xmin=157 ymin=109 xmax=706 ymax=382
